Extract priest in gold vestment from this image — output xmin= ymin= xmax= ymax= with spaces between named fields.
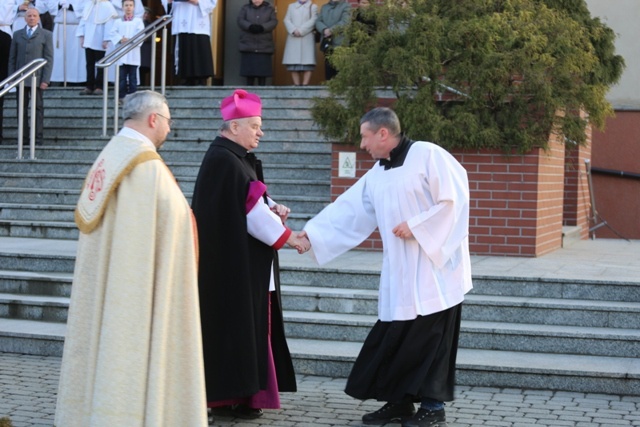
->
xmin=54 ymin=91 xmax=207 ymax=427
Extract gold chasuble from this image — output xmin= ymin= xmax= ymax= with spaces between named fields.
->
xmin=55 ymin=136 xmax=207 ymax=427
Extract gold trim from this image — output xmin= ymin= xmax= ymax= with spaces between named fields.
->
xmin=75 ymin=151 xmax=161 ymax=234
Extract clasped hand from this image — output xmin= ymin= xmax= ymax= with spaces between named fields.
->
xmin=287 ymin=231 xmax=311 ymax=254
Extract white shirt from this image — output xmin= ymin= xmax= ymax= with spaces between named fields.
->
xmin=246 ymin=181 xmax=289 ymax=292
xmin=304 ymin=141 xmax=473 ymax=321
xmin=118 ymin=126 xmax=155 ymax=150
xmin=109 ymin=16 xmax=144 ymax=65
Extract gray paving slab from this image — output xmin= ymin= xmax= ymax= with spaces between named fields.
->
xmin=0 ymin=352 xmax=639 ymax=427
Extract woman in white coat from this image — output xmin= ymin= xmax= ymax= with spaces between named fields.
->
xmin=282 ymin=0 xmax=317 ymax=86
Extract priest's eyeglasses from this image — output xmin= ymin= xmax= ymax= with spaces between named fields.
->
xmin=156 ymin=112 xmax=175 ymax=127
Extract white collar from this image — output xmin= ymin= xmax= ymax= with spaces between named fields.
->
xmin=118 ymin=126 xmax=157 ymax=151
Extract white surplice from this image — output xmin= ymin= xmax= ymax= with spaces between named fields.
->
xmin=161 ymin=0 xmax=216 ymax=36
xmin=51 ymin=1 xmax=87 ymax=83
xmin=304 ymin=141 xmax=473 ymax=321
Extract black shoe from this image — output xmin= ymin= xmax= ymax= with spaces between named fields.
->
xmin=209 ymin=405 xmax=233 ymax=418
xmin=401 ymin=408 xmax=445 ymax=427
xmin=230 ymin=404 xmax=262 ymax=419
xmin=363 ymin=401 xmax=415 ymax=425
xmin=209 ymin=404 xmax=262 ymax=420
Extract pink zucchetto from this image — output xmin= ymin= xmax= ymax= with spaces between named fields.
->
xmin=220 ymin=89 xmax=262 ymax=121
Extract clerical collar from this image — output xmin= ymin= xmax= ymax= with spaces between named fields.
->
xmin=378 ymin=134 xmax=413 ymax=170
xmin=216 ymin=136 xmax=251 ymax=158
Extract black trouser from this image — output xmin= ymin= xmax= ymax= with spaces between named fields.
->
xmin=17 ymin=86 xmax=44 ymax=144
xmin=85 ymin=48 xmax=106 ymax=91
xmin=40 ymin=12 xmax=54 ymax=31
xmin=0 ymin=30 xmax=10 ymax=143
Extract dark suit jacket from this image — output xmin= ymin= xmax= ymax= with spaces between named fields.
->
xmin=8 ymin=25 xmax=54 ymax=87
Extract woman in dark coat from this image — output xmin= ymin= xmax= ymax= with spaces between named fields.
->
xmin=237 ymin=0 xmax=278 ymax=86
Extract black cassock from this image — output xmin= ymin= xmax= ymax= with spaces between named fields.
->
xmin=191 ymin=136 xmax=297 ymax=403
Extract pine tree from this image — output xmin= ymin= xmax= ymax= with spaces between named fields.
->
xmin=312 ymin=0 xmax=624 ymax=153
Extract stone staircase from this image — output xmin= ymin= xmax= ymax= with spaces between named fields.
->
xmin=1 ymin=86 xmax=639 ymax=397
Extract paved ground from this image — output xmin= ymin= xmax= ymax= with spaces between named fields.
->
xmin=1 ymin=238 xmax=639 ymax=426
xmin=1 ymin=352 xmax=639 ymax=427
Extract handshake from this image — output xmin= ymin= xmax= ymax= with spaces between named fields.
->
xmin=287 ymin=231 xmax=311 ymax=254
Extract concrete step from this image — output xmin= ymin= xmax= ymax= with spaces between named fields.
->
xmin=0 ymin=146 xmax=332 ymax=165
xmin=0 ymin=270 xmax=72 ymax=297
xmin=0 ymin=242 xmax=76 ymax=273
xmin=2 ymin=294 xmax=637 ymax=358
xmin=282 ymin=310 xmax=639 ymax=358
xmin=0 ymin=293 xmax=69 ymax=322
xmin=471 ymin=276 xmax=640 ymax=303
xmin=3 ymin=126 xmax=329 ymax=141
xmin=463 ymin=294 xmax=640 ymax=328
xmin=0 ymin=318 xmax=637 ymax=395
xmin=0 ymin=188 xmax=81 ymax=205
xmin=0 ymin=159 xmax=331 ymax=181
xmin=0 ymin=215 xmax=313 ymax=241
xmin=281 ymin=285 xmax=640 ymax=329
xmin=0 ymin=187 xmax=328 ymax=213
xmin=0 ymin=203 xmax=75 ymax=222
xmin=0 ymin=171 xmax=329 ymax=195
xmin=0 ymin=219 xmax=79 ymax=240
xmin=290 ymin=339 xmax=640 ymax=395
xmin=281 ymin=265 xmax=640 ymax=305
xmin=282 ymin=285 xmax=378 ymax=315
xmin=0 ymin=318 xmax=65 ymax=356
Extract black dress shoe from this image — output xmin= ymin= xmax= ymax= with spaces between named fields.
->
xmin=209 ymin=404 xmax=263 ymax=420
xmin=363 ymin=401 xmax=415 ymax=425
xmin=231 ymin=404 xmax=263 ymax=419
xmin=401 ymin=408 xmax=445 ymax=426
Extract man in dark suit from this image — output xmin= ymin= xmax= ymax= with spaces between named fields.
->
xmin=8 ymin=7 xmax=53 ymax=146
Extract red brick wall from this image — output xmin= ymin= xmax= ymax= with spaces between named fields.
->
xmin=590 ymin=110 xmax=640 ymax=239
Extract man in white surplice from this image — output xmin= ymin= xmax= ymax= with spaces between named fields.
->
xmin=161 ymin=0 xmax=216 ymax=85
xmin=302 ymin=107 xmax=473 ymax=427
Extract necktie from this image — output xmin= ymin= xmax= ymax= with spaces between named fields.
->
xmin=27 ymin=28 xmax=32 ymax=38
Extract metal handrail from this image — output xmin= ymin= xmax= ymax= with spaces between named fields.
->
xmin=0 ymin=58 xmax=48 ymax=160
xmin=96 ymin=14 xmax=173 ymax=136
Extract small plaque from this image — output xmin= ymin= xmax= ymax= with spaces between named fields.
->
xmin=338 ymin=152 xmax=356 ymax=178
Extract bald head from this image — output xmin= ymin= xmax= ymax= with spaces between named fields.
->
xmin=25 ymin=8 xmax=40 ymax=27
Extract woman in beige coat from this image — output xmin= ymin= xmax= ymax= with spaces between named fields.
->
xmin=282 ymin=0 xmax=317 ymax=86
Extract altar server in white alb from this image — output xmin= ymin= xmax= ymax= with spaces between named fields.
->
xmin=77 ymin=0 xmax=118 ymax=95
xmin=51 ymin=0 xmax=87 ymax=85
xmin=161 ymin=0 xmax=216 ymax=85
xmin=109 ymin=0 xmax=143 ymax=101
xmin=302 ymin=107 xmax=473 ymax=427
